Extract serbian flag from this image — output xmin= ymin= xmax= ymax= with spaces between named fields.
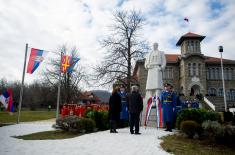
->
xmin=184 ymin=17 xmax=189 ymax=22
xmin=27 ymin=48 xmax=48 ymax=74
xmin=61 ymin=55 xmax=72 ymax=73
xmin=67 ymin=56 xmax=80 ymax=73
xmin=0 ymin=89 xmax=14 ymax=112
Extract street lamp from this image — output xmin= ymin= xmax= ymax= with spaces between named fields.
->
xmin=219 ymin=46 xmax=227 ymax=112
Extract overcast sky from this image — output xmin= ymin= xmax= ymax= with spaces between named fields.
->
xmin=0 ymin=0 xmax=235 ymax=89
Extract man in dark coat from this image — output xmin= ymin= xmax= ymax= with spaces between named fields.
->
xmin=109 ymin=87 xmax=122 ymax=133
xmin=127 ymin=86 xmax=143 ymax=134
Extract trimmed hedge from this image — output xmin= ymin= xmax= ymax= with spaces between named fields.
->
xmin=180 ymin=120 xmax=199 ymax=139
xmin=56 ymin=116 xmax=96 ymax=133
xmin=85 ymin=109 xmax=109 ymax=131
xmin=176 ymin=109 xmax=221 ymax=129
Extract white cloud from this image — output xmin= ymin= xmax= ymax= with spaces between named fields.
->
xmin=0 ymin=0 xmax=235 ymax=89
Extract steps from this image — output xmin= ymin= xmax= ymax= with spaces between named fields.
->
xmin=204 ymin=96 xmax=225 ymax=112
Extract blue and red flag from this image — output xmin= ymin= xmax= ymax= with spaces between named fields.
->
xmin=27 ymin=48 xmax=48 ymax=74
xmin=67 ymin=56 xmax=80 ymax=73
xmin=0 ymin=89 xmax=14 ymax=112
xmin=61 ymin=55 xmax=72 ymax=73
xmin=61 ymin=54 xmax=80 ymax=73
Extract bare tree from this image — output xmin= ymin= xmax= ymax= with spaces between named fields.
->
xmin=94 ymin=10 xmax=149 ymax=92
xmin=42 ymin=45 xmax=86 ymax=103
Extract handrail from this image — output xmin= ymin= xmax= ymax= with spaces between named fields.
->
xmin=204 ymin=97 xmax=216 ymax=111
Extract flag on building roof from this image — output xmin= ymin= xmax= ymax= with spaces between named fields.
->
xmin=0 ymin=89 xmax=14 ymax=112
xmin=184 ymin=17 xmax=189 ymax=22
xmin=67 ymin=56 xmax=80 ymax=73
xmin=61 ymin=55 xmax=72 ymax=73
xmin=27 ymin=48 xmax=48 ymax=74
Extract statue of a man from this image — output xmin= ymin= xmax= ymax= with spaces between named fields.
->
xmin=145 ymin=43 xmax=166 ymax=98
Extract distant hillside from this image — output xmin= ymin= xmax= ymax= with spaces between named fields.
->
xmin=91 ymin=90 xmax=111 ymax=104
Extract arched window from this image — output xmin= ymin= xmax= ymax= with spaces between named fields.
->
xmin=218 ymin=88 xmax=223 ymax=97
xmin=193 ymin=63 xmax=196 ymax=76
xmin=209 ymin=88 xmax=217 ymax=96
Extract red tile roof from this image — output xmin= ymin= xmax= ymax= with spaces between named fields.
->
xmin=165 ymin=54 xmax=180 ymax=62
xmin=205 ymin=56 xmax=235 ymax=64
xmin=176 ymin=32 xmax=205 ymax=46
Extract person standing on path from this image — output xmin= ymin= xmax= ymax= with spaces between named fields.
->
xmin=109 ymin=87 xmax=122 ymax=133
xmin=127 ymin=86 xmax=143 ymax=134
xmin=119 ymin=86 xmax=129 ymax=127
xmin=160 ymin=83 xmax=177 ymax=132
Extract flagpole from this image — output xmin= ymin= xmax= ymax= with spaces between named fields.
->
xmin=17 ymin=43 xmax=28 ymax=124
xmin=56 ymin=51 xmax=62 ymax=121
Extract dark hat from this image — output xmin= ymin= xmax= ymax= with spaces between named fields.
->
xmin=164 ymin=83 xmax=171 ymax=87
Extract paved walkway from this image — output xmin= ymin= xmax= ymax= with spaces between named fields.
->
xmin=0 ymin=121 xmax=173 ymax=155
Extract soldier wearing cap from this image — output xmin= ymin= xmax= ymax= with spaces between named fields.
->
xmin=160 ymin=83 xmax=177 ymax=132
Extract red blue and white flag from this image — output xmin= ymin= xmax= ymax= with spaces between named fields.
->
xmin=27 ymin=48 xmax=48 ymax=74
xmin=0 ymin=89 xmax=14 ymax=112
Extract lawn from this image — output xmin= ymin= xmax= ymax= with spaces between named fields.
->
xmin=13 ymin=130 xmax=82 ymax=140
xmin=0 ymin=110 xmax=56 ymax=123
xmin=160 ymin=134 xmax=235 ymax=155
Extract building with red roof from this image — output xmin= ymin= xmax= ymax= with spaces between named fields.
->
xmin=133 ymin=32 xmax=235 ymax=110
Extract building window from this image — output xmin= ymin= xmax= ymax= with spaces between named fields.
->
xmin=188 ymin=63 xmax=191 ymax=76
xmin=224 ymin=68 xmax=229 ymax=80
xmin=206 ymin=68 xmax=210 ymax=79
xmin=218 ymin=88 xmax=223 ymax=97
xmin=208 ymin=88 xmax=217 ymax=96
xmin=163 ymin=67 xmax=173 ymax=79
xmin=227 ymin=89 xmax=235 ymax=101
xmin=215 ymin=68 xmax=219 ymax=80
xmin=230 ymin=89 xmax=235 ymax=101
xmin=228 ymin=68 xmax=233 ymax=80
xmin=210 ymin=68 xmax=214 ymax=80
xmin=188 ymin=40 xmax=194 ymax=52
xmin=198 ymin=63 xmax=201 ymax=76
xmin=193 ymin=63 xmax=196 ymax=76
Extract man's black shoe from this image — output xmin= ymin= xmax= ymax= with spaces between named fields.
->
xmin=130 ymin=132 xmax=134 ymax=134
xmin=134 ymin=132 xmax=141 ymax=135
xmin=164 ymin=129 xmax=169 ymax=131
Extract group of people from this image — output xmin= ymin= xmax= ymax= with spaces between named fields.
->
xmin=109 ymin=85 xmax=143 ymax=134
xmin=108 ymin=83 xmax=179 ymax=134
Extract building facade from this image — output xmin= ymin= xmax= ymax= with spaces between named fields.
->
xmin=133 ymin=32 xmax=235 ymax=103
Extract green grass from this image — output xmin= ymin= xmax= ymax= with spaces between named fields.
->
xmin=0 ymin=110 xmax=56 ymax=123
xmin=13 ymin=130 xmax=82 ymax=140
xmin=160 ymin=134 xmax=235 ymax=155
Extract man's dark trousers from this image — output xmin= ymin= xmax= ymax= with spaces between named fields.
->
xmin=130 ymin=113 xmax=140 ymax=133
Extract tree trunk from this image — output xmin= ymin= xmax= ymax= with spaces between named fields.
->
xmin=127 ymin=37 xmax=131 ymax=93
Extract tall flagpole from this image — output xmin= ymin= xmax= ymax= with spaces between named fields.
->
xmin=17 ymin=43 xmax=28 ymax=124
xmin=56 ymin=51 xmax=62 ymax=120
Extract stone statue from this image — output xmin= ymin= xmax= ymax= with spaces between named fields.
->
xmin=145 ymin=43 xmax=166 ymax=98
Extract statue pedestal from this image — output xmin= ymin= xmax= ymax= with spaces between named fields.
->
xmin=141 ymin=97 xmax=157 ymax=127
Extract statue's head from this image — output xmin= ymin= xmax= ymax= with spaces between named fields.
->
xmin=153 ymin=42 xmax=159 ymax=51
